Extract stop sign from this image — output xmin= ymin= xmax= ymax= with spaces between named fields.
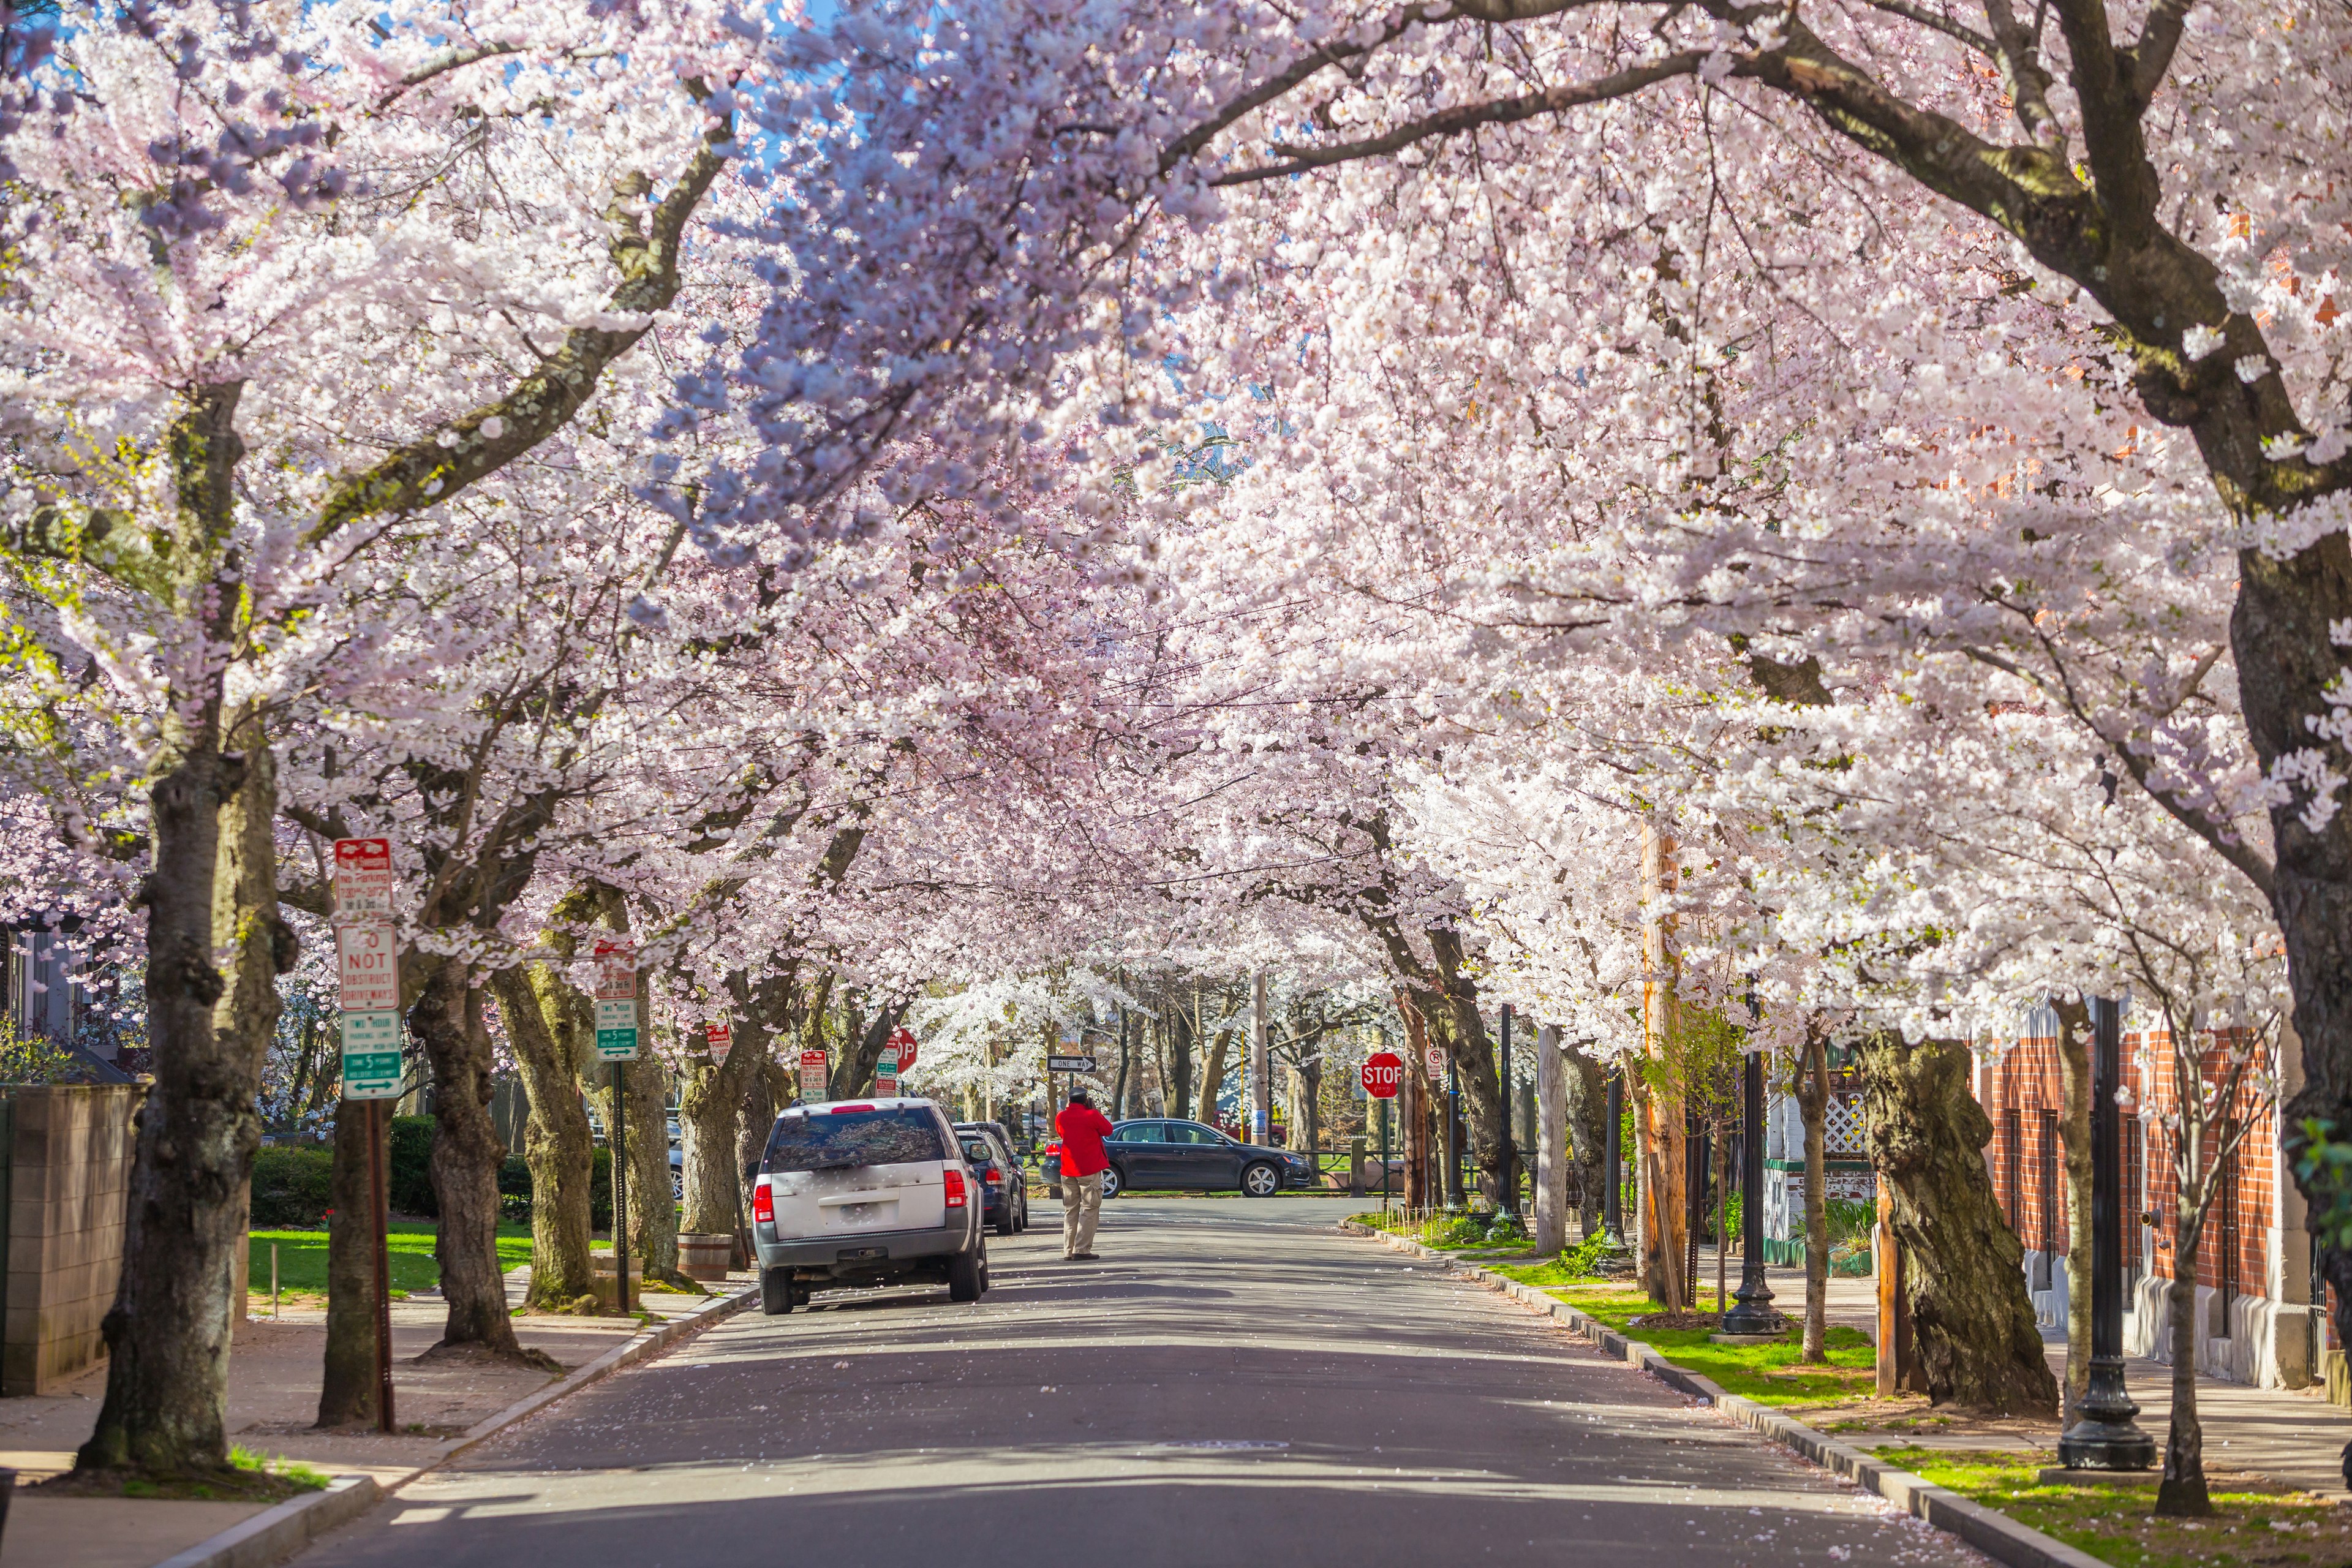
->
xmin=1360 ymin=1052 xmax=1403 ymax=1099
xmin=889 ymin=1026 xmax=918 ymax=1071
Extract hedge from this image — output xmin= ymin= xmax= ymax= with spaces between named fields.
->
xmin=252 ymin=1118 xmax=611 ymax=1230
xmin=251 ymin=1145 xmax=334 ymax=1227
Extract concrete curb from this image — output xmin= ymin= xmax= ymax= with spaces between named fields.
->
xmin=1339 ymin=1222 xmax=2105 ymax=1568
xmin=148 ymin=1476 xmax=381 ymax=1568
xmin=427 ymin=1281 xmax=761 ymax=1474
xmin=152 ymin=1283 xmax=758 ymax=1568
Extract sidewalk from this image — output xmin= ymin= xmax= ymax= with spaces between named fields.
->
xmin=0 ymin=1263 xmax=752 ymax=1568
xmin=1691 ymin=1243 xmax=2352 ymax=1497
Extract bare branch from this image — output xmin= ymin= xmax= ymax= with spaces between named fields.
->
xmin=1211 ymin=51 xmax=1711 ymax=186
xmin=2120 ymin=0 xmax=2195 ymax=109
xmin=1861 ymin=0 xmax=1996 ymax=56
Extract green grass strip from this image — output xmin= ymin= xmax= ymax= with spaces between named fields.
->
xmin=1877 ymin=1447 xmax=2352 ymax=1568
xmin=248 ymin=1220 xmax=533 ymax=1300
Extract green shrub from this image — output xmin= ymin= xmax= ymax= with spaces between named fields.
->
xmin=250 ymin=1145 xmax=334 ymax=1227
xmin=388 ymin=1115 xmax=438 ymax=1216
xmin=1825 ymin=1197 xmax=1877 ymax=1245
xmin=386 ymin=1114 xmax=612 ymax=1228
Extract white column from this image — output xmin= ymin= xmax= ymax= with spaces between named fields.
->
xmin=1249 ymin=972 xmax=1270 ymax=1143
xmin=1534 ymin=1024 xmax=1568 ymax=1254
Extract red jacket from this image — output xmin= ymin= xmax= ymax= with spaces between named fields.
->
xmin=1055 ymin=1103 xmax=1115 ymax=1178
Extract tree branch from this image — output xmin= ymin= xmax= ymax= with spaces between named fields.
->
xmin=305 ymin=97 xmax=733 ymax=545
xmin=1209 ymin=51 xmax=1711 ymax=186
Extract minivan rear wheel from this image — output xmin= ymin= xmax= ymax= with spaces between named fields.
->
xmin=948 ymin=1245 xmax=984 ymax=1303
xmin=760 ymin=1267 xmax=794 ymax=1316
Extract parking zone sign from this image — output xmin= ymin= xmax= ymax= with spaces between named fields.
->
xmin=341 ymin=1009 xmax=404 ymax=1099
xmin=799 ymin=1049 xmax=828 ymax=1099
xmin=592 ymin=940 xmax=639 ymax=1060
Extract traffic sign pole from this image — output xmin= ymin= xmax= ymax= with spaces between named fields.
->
xmin=331 ymin=837 xmax=401 ymax=1432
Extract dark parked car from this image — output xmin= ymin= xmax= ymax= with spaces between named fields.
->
xmin=954 ymin=1122 xmax=1028 ymax=1236
xmin=1098 ymin=1118 xmax=1315 ymax=1199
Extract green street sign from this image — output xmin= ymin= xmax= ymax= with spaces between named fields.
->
xmin=594 ymin=997 xmax=641 ymax=1061
xmin=341 ymin=1009 xmax=405 ymax=1100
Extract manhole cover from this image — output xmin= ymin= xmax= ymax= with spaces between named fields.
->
xmin=1155 ymin=1440 xmax=1291 ymax=1452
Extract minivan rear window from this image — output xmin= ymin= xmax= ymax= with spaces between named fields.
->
xmin=765 ymin=1108 xmax=946 ymax=1172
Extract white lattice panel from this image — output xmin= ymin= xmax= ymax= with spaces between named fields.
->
xmin=1825 ymin=1093 xmax=1867 ymax=1156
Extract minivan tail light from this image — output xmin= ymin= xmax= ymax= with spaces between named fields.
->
xmin=943 ymin=1168 xmax=968 ymax=1208
xmin=752 ymin=1179 xmax=774 ymax=1223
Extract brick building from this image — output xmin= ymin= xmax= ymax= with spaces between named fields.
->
xmin=1975 ymin=1003 xmax=2323 ymax=1392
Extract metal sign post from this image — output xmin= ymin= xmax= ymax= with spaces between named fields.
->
xmin=331 ymin=837 xmax=401 ymax=1434
xmin=1360 ymin=1052 xmax=1403 ymax=1218
xmin=592 ymin=940 xmax=641 ymax=1315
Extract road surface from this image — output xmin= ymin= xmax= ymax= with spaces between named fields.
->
xmin=298 ymin=1196 xmax=1986 ymax=1567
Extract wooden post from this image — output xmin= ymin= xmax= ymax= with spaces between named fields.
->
xmin=1875 ymin=1186 xmax=1909 ymax=1396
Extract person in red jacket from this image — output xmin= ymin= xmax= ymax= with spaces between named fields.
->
xmin=1054 ymin=1088 xmax=1115 ymax=1260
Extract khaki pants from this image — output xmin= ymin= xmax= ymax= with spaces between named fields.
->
xmin=1060 ymin=1170 xmax=1103 ymax=1256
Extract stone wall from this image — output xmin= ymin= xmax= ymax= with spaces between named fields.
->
xmin=3 ymin=1084 xmax=140 ymax=1395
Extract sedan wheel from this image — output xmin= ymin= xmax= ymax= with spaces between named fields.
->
xmin=1242 ymin=1162 xmax=1280 ymax=1197
xmin=1099 ymin=1165 xmax=1123 ymax=1200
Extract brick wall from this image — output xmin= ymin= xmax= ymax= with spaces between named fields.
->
xmin=4 ymin=1084 xmax=140 ymax=1395
xmin=1980 ymin=1027 xmax=2272 ymax=1302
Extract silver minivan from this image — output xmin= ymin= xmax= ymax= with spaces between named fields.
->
xmin=751 ymin=1096 xmax=987 ymax=1314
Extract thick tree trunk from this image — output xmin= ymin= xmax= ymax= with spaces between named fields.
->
xmin=1401 ymin=1035 xmax=1433 ymax=1212
xmin=1534 ymin=1024 xmax=1569 ymax=1254
xmin=488 ymin=965 xmax=598 ymax=1313
xmin=617 ymin=1054 xmax=683 ymax=1286
xmin=80 ymin=690 xmax=287 ymax=1477
xmin=2156 ymin=1232 xmax=2211 ymax=1515
xmin=317 ymin=1098 xmax=380 ymax=1426
xmin=2054 ymin=996 xmax=2096 ymax=1422
xmin=409 ymin=959 xmax=533 ymax=1359
xmin=680 ymin=1010 xmax=761 ymax=1235
xmin=1564 ymin=1047 xmax=1608 ymax=1240
xmin=1795 ymin=1034 xmax=1830 ymax=1361
xmin=1858 ymin=1030 xmax=2058 ymax=1415
xmin=829 ymin=993 xmax=906 ymax=1100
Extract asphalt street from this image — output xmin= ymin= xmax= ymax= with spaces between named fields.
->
xmin=296 ymin=1196 xmax=1988 ymax=1568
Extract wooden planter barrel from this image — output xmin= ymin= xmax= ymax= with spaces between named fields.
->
xmin=677 ymin=1233 xmax=734 ymax=1282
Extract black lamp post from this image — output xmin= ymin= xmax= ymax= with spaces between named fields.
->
xmin=1499 ymin=1005 xmax=1517 ymax=1216
xmin=2057 ymin=994 xmax=2157 ymax=1469
xmin=1602 ymin=1068 xmax=1627 ymax=1253
xmin=1722 ymin=1049 xmax=1781 ymax=1335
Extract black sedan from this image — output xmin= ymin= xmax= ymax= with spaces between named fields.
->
xmin=954 ymin=1122 xmax=1029 ymax=1235
xmin=1098 ymin=1118 xmax=1316 ymax=1199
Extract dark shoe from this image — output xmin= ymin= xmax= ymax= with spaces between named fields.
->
xmin=1072 ymin=1252 xmax=1099 ymax=1260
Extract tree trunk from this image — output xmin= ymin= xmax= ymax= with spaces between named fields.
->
xmin=1795 ymin=1033 xmax=1831 ymax=1362
xmin=317 ymin=1098 xmax=380 ymax=1426
xmin=409 ymin=959 xmax=534 ymax=1360
xmin=680 ymin=1010 xmax=761 ymax=1235
xmin=1857 ymin=1030 xmax=2059 ymax=1415
xmin=739 ymin=1055 xmax=781 ymax=1185
xmin=1171 ymin=996 xmax=1195 ymax=1120
xmin=1197 ymin=1027 xmax=1232 ymax=1126
xmin=620 ymin=1053 xmax=682 ymax=1286
xmin=2054 ymin=995 xmax=2096 ymax=1423
xmin=2155 ymin=1226 xmax=2211 ymax=1515
xmin=1713 ymin=1123 xmax=1728 ymax=1315
xmin=1564 ymin=1047 xmax=1608 ymax=1240
xmin=1534 ymin=1024 xmax=1569 ymax=1254
xmin=1401 ymin=1036 xmax=1433 ymax=1212
xmin=487 ymin=965 xmax=598 ymax=1313
xmin=80 ymin=686 xmax=287 ymax=1477
xmin=830 ymin=993 xmax=906 ymax=1100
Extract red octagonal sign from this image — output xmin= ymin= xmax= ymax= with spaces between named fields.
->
xmin=1360 ymin=1051 xmax=1404 ymax=1100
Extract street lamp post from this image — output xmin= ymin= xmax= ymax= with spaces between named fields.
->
xmin=1499 ymin=1005 xmax=1517 ymax=1216
xmin=1602 ymin=1068 xmax=1627 ymax=1253
xmin=2057 ymin=995 xmax=2157 ymax=1470
xmin=1721 ymin=1049 xmax=1781 ymax=1335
